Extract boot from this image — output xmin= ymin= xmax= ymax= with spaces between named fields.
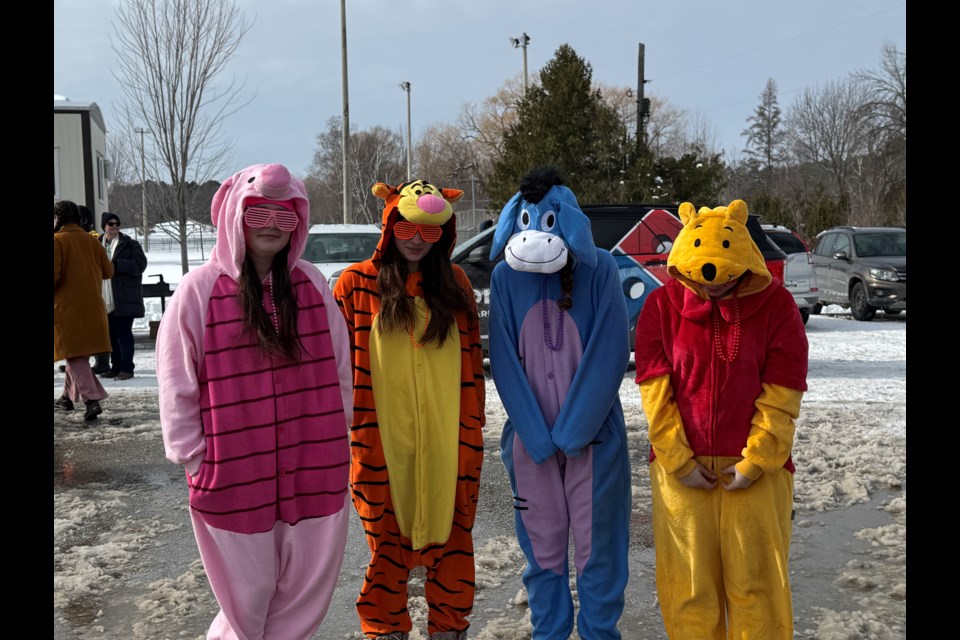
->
xmin=429 ymin=633 xmax=467 ymax=640
xmin=55 ymin=396 xmax=74 ymax=411
xmin=84 ymin=400 xmax=103 ymax=421
xmin=92 ymin=353 xmax=111 ymax=375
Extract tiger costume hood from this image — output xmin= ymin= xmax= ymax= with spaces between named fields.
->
xmin=370 ymin=179 xmax=464 ymax=264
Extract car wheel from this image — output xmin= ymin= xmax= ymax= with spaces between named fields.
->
xmin=884 ymin=309 xmax=902 ymax=316
xmin=810 ymin=303 xmax=822 ymax=315
xmin=799 ymin=308 xmax=810 ymax=325
xmin=850 ymin=282 xmax=876 ymax=321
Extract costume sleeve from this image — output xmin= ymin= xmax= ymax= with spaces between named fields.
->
xmin=550 ymin=253 xmax=630 ymax=456
xmin=736 ymin=292 xmax=808 ymax=478
xmin=115 ymin=238 xmax=147 ymax=276
xmin=299 ymin=260 xmax=354 ymax=430
xmin=639 ymin=375 xmax=696 ymax=477
xmin=156 ymin=273 xmax=209 ymax=476
xmin=456 ymin=267 xmax=486 ymax=428
xmin=634 ymin=287 xmax=696 ymax=477
xmin=489 ymin=265 xmax=556 ymax=463
xmin=736 ymin=383 xmax=803 ymax=479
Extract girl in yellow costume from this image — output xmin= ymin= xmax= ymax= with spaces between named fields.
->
xmin=634 ymin=200 xmax=808 ymax=640
xmin=333 ymin=180 xmax=485 ymax=640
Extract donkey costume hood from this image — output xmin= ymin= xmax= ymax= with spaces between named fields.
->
xmin=208 ymin=163 xmax=310 ymax=281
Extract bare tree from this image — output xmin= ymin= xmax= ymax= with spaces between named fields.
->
xmin=112 ymin=0 xmax=251 ymax=273
xmin=786 ymin=78 xmax=869 ymax=198
xmin=645 ymin=96 xmax=691 ymax=159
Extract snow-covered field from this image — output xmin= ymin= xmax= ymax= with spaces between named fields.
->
xmin=54 ymin=246 xmax=905 ymax=638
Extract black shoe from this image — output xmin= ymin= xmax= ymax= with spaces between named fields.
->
xmin=55 ymin=396 xmax=74 ymax=411
xmin=92 ymin=367 xmax=111 ymax=375
xmin=84 ymin=400 xmax=103 ymax=421
xmin=115 ymin=371 xmax=134 ymax=381
xmin=101 ymin=371 xmax=119 ymax=379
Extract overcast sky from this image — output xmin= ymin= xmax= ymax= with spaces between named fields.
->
xmin=53 ymin=0 xmax=906 ymax=180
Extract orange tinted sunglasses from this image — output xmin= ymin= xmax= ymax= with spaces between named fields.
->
xmin=394 ymin=220 xmax=442 ymax=243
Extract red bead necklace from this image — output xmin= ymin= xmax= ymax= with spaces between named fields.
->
xmin=712 ymin=294 xmax=741 ymax=363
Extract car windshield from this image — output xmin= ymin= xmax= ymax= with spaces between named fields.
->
xmin=854 ymin=232 xmax=906 ymax=257
xmin=304 ymin=233 xmax=380 ymax=263
xmin=765 ymin=230 xmax=807 ymax=255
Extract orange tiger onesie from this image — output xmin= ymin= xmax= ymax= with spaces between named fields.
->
xmin=333 ymin=180 xmax=485 ymax=640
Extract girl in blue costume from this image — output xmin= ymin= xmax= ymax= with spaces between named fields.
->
xmin=488 ymin=167 xmax=631 ymax=639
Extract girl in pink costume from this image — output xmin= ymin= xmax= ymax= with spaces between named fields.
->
xmin=156 ymin=163 xmax=353 ymax=639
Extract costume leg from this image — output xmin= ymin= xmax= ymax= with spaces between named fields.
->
xmin=423 ymin=520 xmax=475 ymax=635
xmin=650 ymin=459 xmax=726 ymax=640
xmin=64 ymin=357 xmax=107 ymax=403
xmin=191 ymin=510 xmax=277 ymax=640
xmin=263 ymin=496 xmax=351 ymax=638
xmin=501 ymin=427 xmax=574 ymax=640
xmin=356 ymin=506 xmax=413 ymax=638
xmin=570 ymin=419 xmax=631 ymax=639
xmin=721 ymin=466 xmax=794 ymax=640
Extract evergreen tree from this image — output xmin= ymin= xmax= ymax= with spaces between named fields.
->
xmin=741 ymin=78 xmax=786 ymax=192
xmin=488 ymin=44 xmax=631 ymax=206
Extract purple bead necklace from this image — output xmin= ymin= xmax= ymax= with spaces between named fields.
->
xmin=541 ymin=277 xmax=564 ymax=351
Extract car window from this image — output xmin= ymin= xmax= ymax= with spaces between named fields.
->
xmin=812 ymin=233 xmax=835 ymax=257
xmin=304 ymin=233 xmax=379 ymax=263
xmin=765 ymin=230 xmax=806 ymax=255
xmin=854 ymin=232 xmax=906 ymax=257
xmin=832 ymin=233 xmax=850 ymax=256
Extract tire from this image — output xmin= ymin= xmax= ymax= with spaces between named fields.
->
xmin=811 ymin=303 xmax=822 ymax=315
xmin=850 ymin=282 xmax=876 ymax=321
xmin=884 ymin=308 xmax=902 ymax=316
xmin=799 ymin=308 xmax=810 ymax=325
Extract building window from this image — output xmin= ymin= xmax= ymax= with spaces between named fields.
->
xmin=54 ymin=147 xmax=61 ymax=199
xmin=97 ymin=152 xmax=106 ymax=202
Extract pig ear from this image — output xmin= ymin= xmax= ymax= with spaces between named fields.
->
xmin=490 ymin=192 xmax=522 ymax=260
xmin=210 ymin=173 xmax=237 ymax=227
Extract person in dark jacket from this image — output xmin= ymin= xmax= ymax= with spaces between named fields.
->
xmin=99 ymin=212 xmax=147 ymax=380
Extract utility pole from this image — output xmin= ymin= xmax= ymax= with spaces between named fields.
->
xmin=399 ymin=82 xmax=412 ymax=180
xmin=134 ymin=127 xmax=149 ymax=250
xmin=340 ymin=0 xmax=352 ymax=223
xmin=636 ymin=42 xmax=651 ymax=145
xmin=510 ymin=33 xmax=531 ymax=94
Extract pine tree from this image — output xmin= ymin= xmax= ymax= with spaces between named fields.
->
xmin=487 ymin=44 xmax=631 ymax=206
xmin=741 ymin=78 xmax=786 ymax=192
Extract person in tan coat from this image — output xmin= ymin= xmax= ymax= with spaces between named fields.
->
xmin=54 ymin=200 xmax=114 ymax=421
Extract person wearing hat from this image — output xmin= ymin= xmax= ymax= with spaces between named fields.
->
xmin=99 ymin=211 xmax=147 ymax=380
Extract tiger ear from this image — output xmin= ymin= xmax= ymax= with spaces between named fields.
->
xmin=371 ymin=182 xmax=393 ymax=200
xmin=441 ymin=188 xmax=464 ymax=203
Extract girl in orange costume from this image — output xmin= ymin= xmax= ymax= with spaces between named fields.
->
xmin=333 ymin=179 xmax=485 ymax=640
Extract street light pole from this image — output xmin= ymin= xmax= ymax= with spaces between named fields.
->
xmin=510 ymin=32 xmax=531 ymax=94
xmin=340 ymin=0 xmax=352 ymax=223
xmin=399 ymin=81 xmax=412 ymax=180
xmin=134 ymin=127 xmax=149 ymax=251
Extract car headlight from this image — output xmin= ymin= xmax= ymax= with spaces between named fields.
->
xmin=869 ymin=268 xmax=900 ymax=282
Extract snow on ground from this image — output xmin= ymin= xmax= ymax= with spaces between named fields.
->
xmin=55 ymin=246 xmax=906 ymax=639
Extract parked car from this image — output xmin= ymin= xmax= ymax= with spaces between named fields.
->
xmin=303 ymin=224 xmax=381 ymax=281
xmin=452 ymin=204 xmax=787 ymax=353
xmin=762 ymin=223 xmax=818 ymax=324
xmin=809 ymin=226 xmax=906 ymax=321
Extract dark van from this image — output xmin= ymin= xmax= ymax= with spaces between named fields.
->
xmin=451 ymin=203 xmax=787 ymax=353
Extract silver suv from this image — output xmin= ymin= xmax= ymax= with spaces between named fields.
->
xmin=810 ymin=226 xmax=906 ymax=321
xmin=762 ymin=223 xmax=818 ymax=325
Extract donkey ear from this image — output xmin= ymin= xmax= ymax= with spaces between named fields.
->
xmin=556 ymin=201 xmax=597 ymax=268
xmin=490 ymin=192 xmax=522 ymax=260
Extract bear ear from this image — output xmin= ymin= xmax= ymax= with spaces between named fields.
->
xmin=726 ymin=199 xmax=749 ymax=224
xmin=371 ymin=182 xmax=393 ymax=200
xmin=678 ymin=202 xmax=697 ymax=226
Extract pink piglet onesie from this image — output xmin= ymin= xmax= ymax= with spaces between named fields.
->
xmin=156 ymin=163 xmax=354 ymax=640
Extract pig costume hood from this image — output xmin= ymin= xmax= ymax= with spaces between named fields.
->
xmin=208 ymin=163 xmax=310 ymax=281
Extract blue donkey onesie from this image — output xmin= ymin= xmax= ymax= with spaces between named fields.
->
xmin=488 ymin=167 xmax=631 ymax=639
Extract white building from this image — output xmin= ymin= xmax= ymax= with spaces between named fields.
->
xmin=54 ymin=96 xmax=111 ymax=217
